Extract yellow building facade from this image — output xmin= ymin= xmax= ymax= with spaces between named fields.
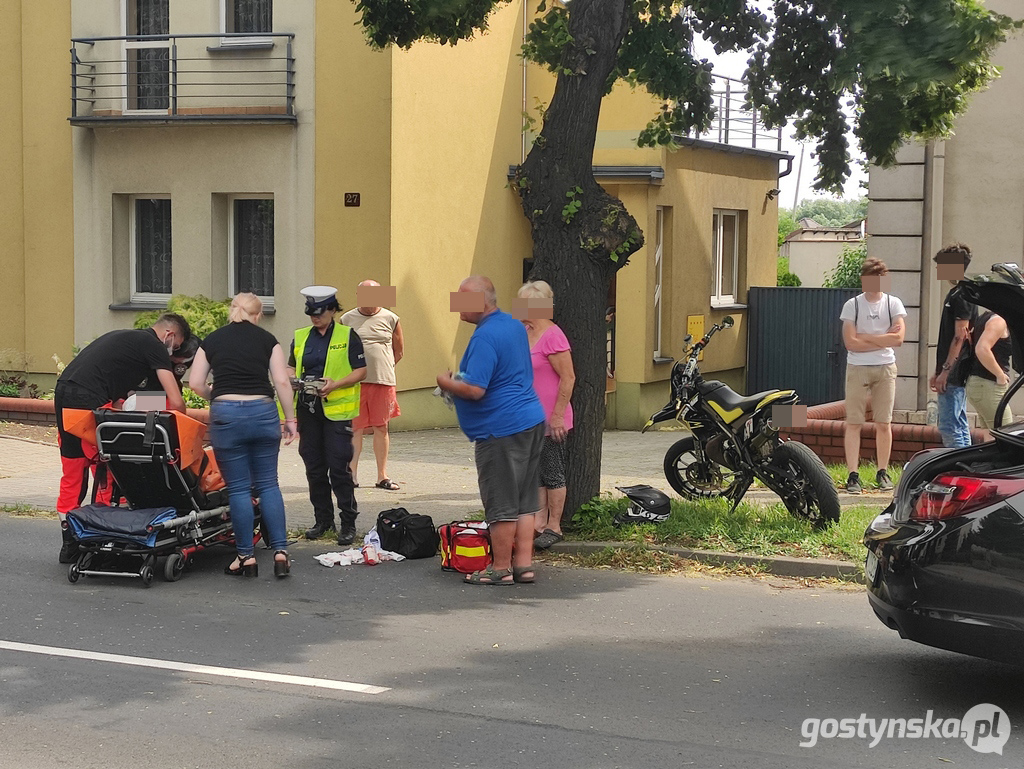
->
xmin=0 ymin=0 xmax=788 ymax=430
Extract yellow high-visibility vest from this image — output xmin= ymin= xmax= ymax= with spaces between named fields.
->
xmin=291 ymin=323 xmax=360 ymax=421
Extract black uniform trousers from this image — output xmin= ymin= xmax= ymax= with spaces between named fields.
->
xmin=297 ymin=397 xmax=358 ymax=528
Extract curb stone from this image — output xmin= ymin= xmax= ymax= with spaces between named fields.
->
xmin=548 ymin=540 xmax=864 ymax=580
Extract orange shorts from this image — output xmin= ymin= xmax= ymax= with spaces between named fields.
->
xmin=354 ymin=383 xmax=401 ymax=429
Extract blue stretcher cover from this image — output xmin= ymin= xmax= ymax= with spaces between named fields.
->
xmin=67 ymin=504 xmax=178 ymax=547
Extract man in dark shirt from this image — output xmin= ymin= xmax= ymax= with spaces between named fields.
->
xmin=286 ymin=286 xmax=367 ymax=545
xmin=53 ymin=313 xmax=191 ymax=562
xmin=929 ymin=245 xmax=976 ymax=448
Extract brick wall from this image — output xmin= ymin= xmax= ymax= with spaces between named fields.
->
xmin=0 ymin=397 xmax=210 ymax=427
xmin=780 ymin=401 xmax=986 ymax=464
xmin=0 ymin=397 xmax=56 ymax=426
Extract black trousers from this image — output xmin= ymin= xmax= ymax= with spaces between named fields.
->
xmin=297 ymin=400 xmax=357 ymax=527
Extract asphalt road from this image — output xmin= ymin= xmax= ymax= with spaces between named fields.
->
xmin=1 ymin=514 xmax=1022 ymax=769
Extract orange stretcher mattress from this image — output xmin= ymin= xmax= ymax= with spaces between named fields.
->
xmin=61 ymin=408 xmax=209 ymax=474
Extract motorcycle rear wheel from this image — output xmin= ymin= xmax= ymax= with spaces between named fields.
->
xmin=663 ymin=436 xmax=742 ymax=500
xmin=765 ymin=441 xmax=840 ymax=529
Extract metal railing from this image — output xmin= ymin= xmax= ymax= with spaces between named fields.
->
xmin=689 ymin=74 xmax=783 ymax=152
xmin=70 ymin=32 xmax=295 ymax=122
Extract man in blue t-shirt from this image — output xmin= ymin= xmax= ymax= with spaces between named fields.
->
xmin=437 ymin=276 xmax=546 ymax=586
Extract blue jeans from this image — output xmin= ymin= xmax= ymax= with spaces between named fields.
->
xmin=936 ymin=386 xmax=971 ymax=448
xmin=208 ymin=399 xmax=288 ymax=556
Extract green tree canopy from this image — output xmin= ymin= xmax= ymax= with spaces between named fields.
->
xmin=778 ymin=208 xmax=799 ymax=247
xmin=794 ymin=197 xmax=868 ymax=228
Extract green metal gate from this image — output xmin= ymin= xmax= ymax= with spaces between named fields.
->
xmin=747 ymin=286 xmax=858 ymax=406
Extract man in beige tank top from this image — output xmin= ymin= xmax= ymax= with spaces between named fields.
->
xmin=341 ymin=280 xmax=405 ymax=490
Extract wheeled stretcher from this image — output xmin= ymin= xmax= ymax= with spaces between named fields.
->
xmin=61 ymin=408 xmax=261 ymax=586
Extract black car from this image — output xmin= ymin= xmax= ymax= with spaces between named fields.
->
xmin=864 ymin=265 xmax=1024 ymax=664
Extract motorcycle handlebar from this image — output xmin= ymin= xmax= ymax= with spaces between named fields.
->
xmin=690 ymin=322 xmax=724 ymax=355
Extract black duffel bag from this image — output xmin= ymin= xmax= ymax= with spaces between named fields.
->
xmin=376 ymin=508 xmax=440 ymax=559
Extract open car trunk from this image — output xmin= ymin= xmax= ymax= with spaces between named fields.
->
xmin=955 ymin=265 xmax=1024 ymax=433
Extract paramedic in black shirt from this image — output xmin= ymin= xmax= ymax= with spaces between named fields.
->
xmin=287 ymin=286 xmax=367 ymax=546
xmin=53 ymin=314 xmax=190 ymax=562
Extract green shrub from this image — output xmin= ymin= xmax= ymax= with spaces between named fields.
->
xmin=777 ymin=257 xmax=802 ymax=287
xmin=181 ymin=387 xmax=209 ymax=409
xmin=823 ymin=242 xmax=867 ymax=289
xmin=134 ymin=295 xmax=231 ymax=339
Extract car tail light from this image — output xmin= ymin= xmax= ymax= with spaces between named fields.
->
xmin=912 ymin=475 xmax=1024 ymax=521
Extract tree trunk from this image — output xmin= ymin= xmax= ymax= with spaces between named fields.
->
xmin=514 ymin=0 xmax=643 ymax=522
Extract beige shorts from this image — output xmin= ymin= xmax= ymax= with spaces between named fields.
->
xmin=965 ymin=376 xmax=1014 ymax=430
xmin=845 ymin=363 xmax=897 ymax=425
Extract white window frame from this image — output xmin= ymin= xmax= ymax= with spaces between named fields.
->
xmin=121 ymin=0 xmax=171 ymax=115
xmin=219 ymin=0 xmax=274 ymax=47
xmin=712 ymin=209 xmax=740 ymax=306
xmin=228 ymin=194 xmax=276 ymax=307
xmin=653 ymin=206 xmax=665 ymax=359
xmin=130 ymin=194 xmax=172 ymax=304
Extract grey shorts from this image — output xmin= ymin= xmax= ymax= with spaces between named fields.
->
xmin=539 ymin=436 xmax=568 ymax=489
xmin=474 ymin=422 xmax=545 ymax=523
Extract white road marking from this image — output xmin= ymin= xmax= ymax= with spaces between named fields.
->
xmin=0 ymin=640 xmax=390 ymax=695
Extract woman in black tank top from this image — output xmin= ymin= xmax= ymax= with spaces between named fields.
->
xmin=189 ymin=293 xmax=298 ymax=578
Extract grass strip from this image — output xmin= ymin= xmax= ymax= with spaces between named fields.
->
xmin=568 ymin=495 xmax=885 ymax=564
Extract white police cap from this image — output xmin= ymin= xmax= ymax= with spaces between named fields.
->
xmin=300 ymin=285 xmax=339 ymax=315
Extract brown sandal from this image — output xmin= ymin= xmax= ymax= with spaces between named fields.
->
xmin=512 ymin=566 xmax=535 ymax=584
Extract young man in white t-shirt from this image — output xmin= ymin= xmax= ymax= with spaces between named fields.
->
xmin=839 ymin=258 xmax=907 ymax=493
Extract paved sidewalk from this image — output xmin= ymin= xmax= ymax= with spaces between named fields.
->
xmin=0 ymin=429 xmax=891 ymax=532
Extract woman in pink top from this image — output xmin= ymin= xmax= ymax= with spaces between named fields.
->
xmin=517 ymin=281 xmax=576 ymax=550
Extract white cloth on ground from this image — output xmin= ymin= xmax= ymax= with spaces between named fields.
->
xmin=314 ymin=548 xmax=406 ymax=567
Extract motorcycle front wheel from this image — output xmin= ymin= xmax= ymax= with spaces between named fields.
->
xmin=663 ymin=436 xmax=742 ymax=500
xmin=764 ymin=441 xmax=840 ymax=529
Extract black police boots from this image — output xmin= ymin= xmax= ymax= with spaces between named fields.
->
xmin=304 ymin=522 xmax=336 ymax=540
xmin=337 ymin=523 xmax=357 ymax=546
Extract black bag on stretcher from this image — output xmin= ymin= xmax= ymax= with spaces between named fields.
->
xmin=376 ymin=508 xmax=440 ymax=559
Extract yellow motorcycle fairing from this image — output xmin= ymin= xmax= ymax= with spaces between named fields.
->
xmin=757 ymin=390 xmax=797 ymax=410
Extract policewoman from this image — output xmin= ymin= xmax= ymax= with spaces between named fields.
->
xmin=287 ymin=286 xmax=367 ymax=545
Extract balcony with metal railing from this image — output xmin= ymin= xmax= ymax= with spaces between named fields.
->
xmin=682 ymin=74 xmax=786 ymax=155
xmin=70 ymin=33 xmax=296 ymax=125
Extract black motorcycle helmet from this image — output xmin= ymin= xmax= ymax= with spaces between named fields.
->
xmin=613 ymin=485 xmax=672 ymax=526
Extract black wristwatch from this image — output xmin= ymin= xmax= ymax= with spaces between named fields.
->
xmin=941 ymin=363 xmax=952 ymax=371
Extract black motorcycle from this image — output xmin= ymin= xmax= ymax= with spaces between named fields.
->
xmin=642 ymin=317 xmax=840 ymax=528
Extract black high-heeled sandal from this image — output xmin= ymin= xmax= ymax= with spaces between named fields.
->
xmin=225 ymin=554 xmax=258 ymax=577
xmin=274 ymin=550 xmax=290 ymax=579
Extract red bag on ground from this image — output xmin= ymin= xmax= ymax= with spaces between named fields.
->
xmin=438 ymin=521 xmax=492 ymax=573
